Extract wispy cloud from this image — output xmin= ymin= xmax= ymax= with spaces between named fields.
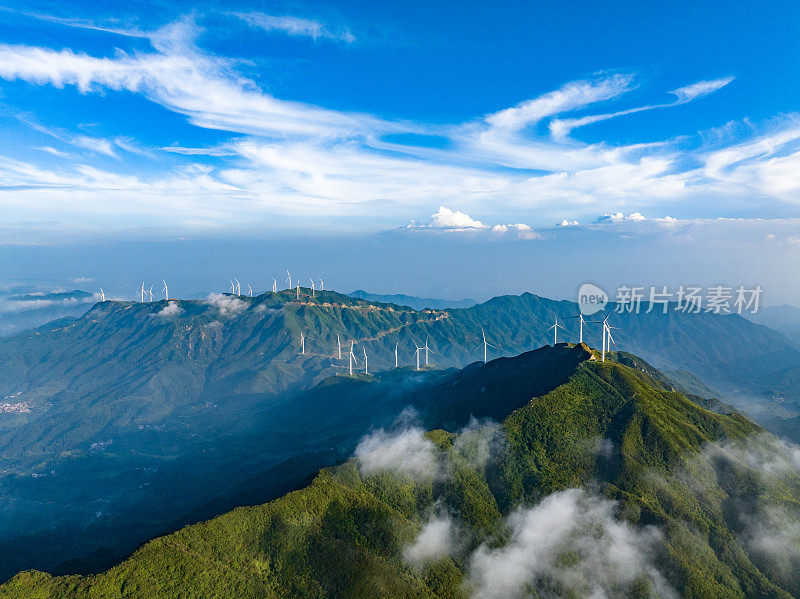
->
xmin=549 ymin=76 xmax=734 ymax=140
xmin=234 ymin=12 xmax=355 ymax=43
xmin=0 ymin=16 xmax=794 ymax=235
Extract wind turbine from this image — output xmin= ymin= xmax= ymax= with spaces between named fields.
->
xmin=286 ymin=271 xmax=292 ymax=291
xmin=569 ymin=314 xmax=587 ymax=344
xmin=162 ymin=279 xmax=169 ymax=300
xmin=99 ymin=288 xmax=105 ymax=302
xmin=548 ymin=316 xmax=566 ymax=345
xmin=337 ymin=334 xmax=342 ymax=359
xmin=272 ymin=277 xmax=277 ymax=293
xmin=248 ymin=284 xmax=253 ymax=297
xmin=230 ymin=280 xmax=235 ymax=295
xmin=413 ymin=342 xmax=422 ymax=370
xmin=349 ymin=341 xmax=357 ymax=375
xmin=148 ymin=285 xmax=153 ymax=302
xmin=300 ymin=332 xmax=305 ymax=355
xmin=234 ymin=278 xmax=241 ymax=296
xmin=310 ymin=278 xmax=315 ymax=298
xmin=319 ymin=278 xmax=324 ymax=292
xmin=363 ymin=346 xmax=368 ymax=375
xmin=480 ymin=328 xmax=497 ymax=363
xmin=424 ymin=337 xmax=430 ymax=366
xmin=296 ymin=282 xmax=300 ymax=300
xmin=395 ymin=343 xmax=399 ymax=368
xmin=140 ymin=282 xmax=146 ymax=303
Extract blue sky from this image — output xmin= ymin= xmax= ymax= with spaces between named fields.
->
xmin=1 ymin=1 xmax=800 ymax=303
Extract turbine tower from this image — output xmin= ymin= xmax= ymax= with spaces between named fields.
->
xmin=148 ymin=285 xmax=153 ymax=302
xmin=300 ymin=332 xmax=305 ymax=355
xmin=230 ymin=280 xmax=235 ymax=295
xmin=413 ymin=342 xmax=422 ymax=370
xmin=296 ymin=282 xmax=300 ymax=300
xmin=99 ymin=288 xmax=105 ymax=302
xmin=424 ymin=338 xmax=430 ymax=366
xmin=272 ymin=277 xmax=277 ymax=293
xmin=162 ymin=279 xmax=168 ymax=300
xmin=395 ymin=343 xmax=399 ymax=368
xmin=337 ymin=334 xmax=342 ymax=359
xmin=234 ymin=278 xmax=241 ymax=296
xmin=286 ymin=271 xmax=292 ymax=291
xmin=248 ymin=284 xmax=253 ymax=297
xmin=569 ymin=314 xmax=587 ymax=344
xmin=480 ymin=328 xmax=496 ymax=363
xmin=310 ymin=278 xmax=315 ymax=298
xmin=140 ymin=282 xmax=146 ymax=303
xmin=548 ymin=317 xmax=565 ymax=345
xmin=319 ymin=278 xmax=324 ymax=292
xmin=349 ymin=341 xmax=356 ymax=375
xmin=363 ymin=347 xmax=368 ymax=375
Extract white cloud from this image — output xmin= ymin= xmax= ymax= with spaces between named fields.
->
xmin=204 ymin=292 xmax=248 ymax=318
xmin=156 ymin=300 xmax=183 ymax=318
xmin=0 ymin=17 xmax=790 ymax=235
xmin=403 ymin=515 xmax=457 ymax=565
xmin=670 ymin=77 xmax=734 ymax=104
xmin=467 ymin=488 xmax=676 ymax=599
xmin=407 ymin=207 xmax=538 ymax=238
xmin=234 ymin=12 xmax=355 ymax=43
xmin=354 ymin=426 xmax=436 ymax=479
xmin=71 ymin=135 xmax=116 ymax=157
xmin=556 ymin=219 xmax=579 ymax=227
xmin=595 ymin=211 xmax=647 ymax=223
xmin=35 ymin=146 xmax=70 ymax=158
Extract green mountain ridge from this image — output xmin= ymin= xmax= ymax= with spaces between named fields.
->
xmin=1 ymin=290 xmax=799 ymax=582
xmin=4 ymin=345 xmax=799 ymax=598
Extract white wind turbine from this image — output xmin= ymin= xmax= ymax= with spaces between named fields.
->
xmin=148 ymin=285 xmax=153 ymax=302
xmin=230 ymin=280 xmax=235 ymax=295
xmin=99 ymin=288 xmax=105 ymax=302
xmin=319 ymin=278 xmax=324 ymax=292
xmin=480 ymin=328 xmax=497 ymax=363
xmin=363 ymin=346 xmax=368 ymax=375
xmin=296 ymin=282 xmax=300 ymax=300
xmin=234 ymin=278 xmax=241 ymax=296
xmin=337 ymin=334 xmax=342 ymax=359
xmin=272 ymin=277 xmax=277 ymax=293
xmin=603 ymin=318 xmax=620 ymax=363
xmin=349 ymin=341 xmax=357 ymax=375
xmin=424 ymin=337 xmax=430 ymax=366
xmin=286 ymin=270 xmax=292 ymax=290
xmin=413 ymin=342 xmax=422 ymax=370
xmin=548 ymin=316 xmax=566 ymax=345
xmin=300 ymin=332 xmax=305 ymax=355
xmin=162 ymin=279 xmax=169 ymax=300
xmin=140 ymin=282 xmax=146 ymax=303
xmin=569 ymin=314 xmax=587 ymax=344
xmin=248 ymin=284 xmax=253 ymax=297
xmin=310 ymin=278 xmax=315 ymax=298
xmin=395 ymin=343 xmax=399 ymax=368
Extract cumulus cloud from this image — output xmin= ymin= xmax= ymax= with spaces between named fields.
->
xmin=354 ymin=425 xmax=437 ymax=479
xmin=403 ymin=514 xmax=457 ymax=565
xmin=156 ymin=300 xmax=183 ymax=318
xmin=556 ymin=219 xmax=579 ymax=227
xmin=595 ymin=211 xmax=647 ymax=223
xmin=204 ymin=293 xmax=248 ymax=318
xmin=407 ymin=207 xmax=539 ymax=238
xmin=467 ymin=488 xmax=675 ymax=599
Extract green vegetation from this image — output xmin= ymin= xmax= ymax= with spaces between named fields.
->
xmin=4 ymin=347 xmax=797 ymax=598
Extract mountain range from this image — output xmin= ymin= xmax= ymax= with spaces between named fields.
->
xmin=1 ymin=288 xmax=799 ymax=581
xmin=3 ymin=344 xmax=798 ymax=597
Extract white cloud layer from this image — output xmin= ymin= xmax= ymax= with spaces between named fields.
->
xmin=0 ymin=16 xmax=792 ymax=235
xmin=355 ymin=425 xmax=437 ymax=479
xmin=467 ymin=488 xmax=676 ymax=599
xmin=403 ymin=514 xmax=457 ymax=565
